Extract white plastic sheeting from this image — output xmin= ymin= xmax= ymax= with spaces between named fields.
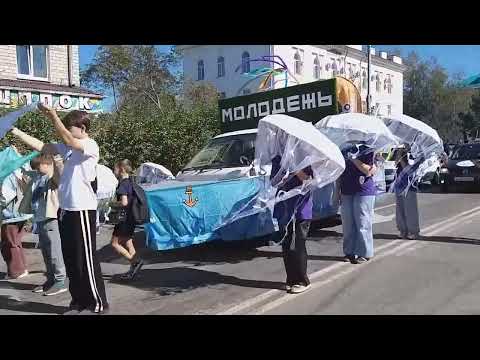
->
xmin=315 ymin=113 xmax=399 ymax=194
xmin=136 ymin=162 xmax=174 ymax=184
xmin=217 ymin=114 xmax=345 ymax=231
xmin=381 ymin=114 xmax=443 ymax=195
xmin=315 ymin=113 xmax=399 ymax=156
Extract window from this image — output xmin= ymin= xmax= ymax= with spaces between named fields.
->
xmin=387 ymin=104 xmax=392 ymax=115
xmin=185 ymin=133 xmax=257 ymax=169
xmin=241 ymin=51 xmax=250 ymax=73
xmin=294 ymin=51 xmax=303 ymax=75
xmin=386 ymin=74 xmax=393 ymax=94
xmin=375 ymin=73 xmax=381 ymax=92
xmin=362 ymin=69 xmax=367 ymax=89
xmin=217 ymin=56 xmax=225 ymax=78
xmin=362 ymin=101 xmax=367 ymax=114
xmin=313 ymin=56 xmax=321 ymax=79
xmin=347 ymin=63 xmax=353 ymax=79
xmin=197 ymin=60 xmax=205 ymax=81
xmin=16 ymin=45 xmax=48 ymax=80
xmin=331 ymin=58 xmax=338 ymax=76
xmin=243 ymin=89 xmax=251 ymax=95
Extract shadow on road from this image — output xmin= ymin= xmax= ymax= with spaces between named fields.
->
xmin=0 ymin=296 xmax=66 ymax=314
xmin=107 ymin=267 xmax=285 ymax=296
xmin=374 ymin=233 xmax=480 ymax=245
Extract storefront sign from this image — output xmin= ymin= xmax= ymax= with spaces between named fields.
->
xmin=0 ymin=88 xmax=102 ymax=113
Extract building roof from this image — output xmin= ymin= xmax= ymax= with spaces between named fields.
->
xmin=0 ymin=79 xmax=104 ymax=99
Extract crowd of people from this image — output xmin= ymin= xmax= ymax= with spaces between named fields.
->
xmin=0 ymin=104 xmax=142 ymax=314
xmin=0 ymin=104 xmax=424 ymax=312
xmin=279 ymin=143 xmax=421 ymax=293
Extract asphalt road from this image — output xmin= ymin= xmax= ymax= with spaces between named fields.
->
xmin=1 ymin=186 xmax=480 ymax=315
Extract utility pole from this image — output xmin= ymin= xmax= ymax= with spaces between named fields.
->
xmin=366 ymin=45 xmax=371 ymax=114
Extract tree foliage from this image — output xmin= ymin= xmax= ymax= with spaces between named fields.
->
xmin=402 ymin=51 xmax=477 ymax=143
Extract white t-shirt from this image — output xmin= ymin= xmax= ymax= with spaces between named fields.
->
xmin=53 ymin=138 xmax=99 ymax=211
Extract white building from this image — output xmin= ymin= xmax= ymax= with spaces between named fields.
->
xmin=178 ymin=45 xmax=406 ymax=116
xmin=0 ymin=45 xmax=103 ymax=112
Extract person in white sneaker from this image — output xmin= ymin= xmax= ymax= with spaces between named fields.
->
xmin=1 ymin=166 xmax=32 ymax=280
xmin=8 ymin=139 xmax=68 ymax=296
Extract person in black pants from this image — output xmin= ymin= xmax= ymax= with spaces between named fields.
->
xmin=37 ymin=103 xmax=108 ymax=315
xmin=271 ymin=155 xmax=313 ymax=294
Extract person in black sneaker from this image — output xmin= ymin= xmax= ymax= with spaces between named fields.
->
xmin=110 ymin=159 xmax=143 ymax=280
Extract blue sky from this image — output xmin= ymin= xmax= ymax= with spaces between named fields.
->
xmin=79 ymin=45 xmax=480 ymax=111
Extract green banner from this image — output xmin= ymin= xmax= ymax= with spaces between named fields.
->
xmin=219 ymin=79 xmax=338 ymax=133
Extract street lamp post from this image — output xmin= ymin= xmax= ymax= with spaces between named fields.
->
xmin=367 ymin=45 xmax=371 ymax=114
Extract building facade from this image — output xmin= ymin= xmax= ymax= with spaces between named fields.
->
xmin=0 ymin=45 xmax=103 ymax=112
xmin=179 ymin=45 xmax=406 ymax=116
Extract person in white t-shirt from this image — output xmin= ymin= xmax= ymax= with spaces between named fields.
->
xmin=12 ymin=104 xmax=109 ymax=315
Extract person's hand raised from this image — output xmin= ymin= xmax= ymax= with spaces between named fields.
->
xmin=38 ymin=102 xmax=56 ymax=117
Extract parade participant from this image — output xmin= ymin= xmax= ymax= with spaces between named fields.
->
xmin=109 ymin=159 xmax=143 ymax=280
xmin=12 ymin=145 xmax=68 ymax=295
xmin=394 ymin=146 xmax=420 ymax=240
xmin=271 ymin=155 xmax=313 ymax=294
xmin=339 ymin=144 xmax=377 ymax=264
xmin=0 ymin=165 xmax=31 ymax=280
xmin=11 ymin=105 xmax=108 ymax=314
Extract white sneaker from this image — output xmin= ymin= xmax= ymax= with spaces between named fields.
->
xmin=5 ymin=270 xmax=29 ymax=281
xmin=289 ymin=283 xmax=311 ymax=294
xmin=285 ymin=284 xmax=292 ymax=292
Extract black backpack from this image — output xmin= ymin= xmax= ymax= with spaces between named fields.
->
xmin=130 ymin=180 xmax=150 ymax=225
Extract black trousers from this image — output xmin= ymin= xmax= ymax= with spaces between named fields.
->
xmin=282 ymin=220 xmax=311 ymax=286
xmin=58 ymin=209 xmax=108 ymax=312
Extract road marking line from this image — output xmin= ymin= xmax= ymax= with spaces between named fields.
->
xmin=219 ymin=205 xmax=480 ymax=315
xmin=375 ymin=203 xmax=396 ymax=211
xmin=250 ymin=208 xmax=480 ymax=315
xmin=216 ymin=241 xmax=400 ymax=315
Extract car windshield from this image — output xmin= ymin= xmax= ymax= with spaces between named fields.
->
xmin=451 ymin=144 xmax=480 ymax=160
xmin=183 ymin=133 xmax=257 ymax=170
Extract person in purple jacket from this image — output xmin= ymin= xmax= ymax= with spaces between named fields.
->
xmin=271 ymin=155 xmax=313 ymax=294
xmin=339 ymin=144 xmax=378 ymax=264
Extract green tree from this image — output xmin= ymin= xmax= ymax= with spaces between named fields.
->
xmin=81 ymin=45 xmax=180 ymax=110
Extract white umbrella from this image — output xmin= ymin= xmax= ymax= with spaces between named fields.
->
xmin=380 ymin=114 xmax=443 ymax=159
xmin=315 ymin=113 xmax=399 ymax=152
xmin=256 ymin=114 xmax=345 ymax=190
xmin=381 ymin=114 xmax=443 ymax=195
xmin=218 ymin=114 xmax=345 ymax=230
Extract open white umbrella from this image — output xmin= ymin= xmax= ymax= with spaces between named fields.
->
xmin=381 ymin=114 xmax=443 ymax=195
xmin=315 ymin=113 xmax=399 ymax=153
xmin=219 ymin=114 xmax=345 ymax=230
xmin=380 ymin=114 xmax=443 ymax=159
xmin=256 ymin=114 xmax=345 ymax=190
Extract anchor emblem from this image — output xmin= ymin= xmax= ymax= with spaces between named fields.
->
xmin=183 ymin=186 xmax=198 ymax=208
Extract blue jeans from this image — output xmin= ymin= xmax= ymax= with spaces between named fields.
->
xmin=37 ymin=219 xmax=66 ymax=283
xmin=341 ymin=194 xmax=375 ymax=258
xmin=396 ymin=191 xmax=420 ymax=236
